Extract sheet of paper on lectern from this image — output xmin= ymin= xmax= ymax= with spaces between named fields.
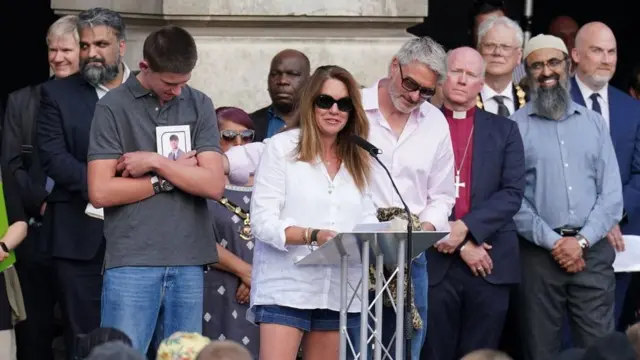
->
xmin=352 ymin=221 xmax=391 ymax=232
xmin=613 ymin=235 xmax=640 ymax=272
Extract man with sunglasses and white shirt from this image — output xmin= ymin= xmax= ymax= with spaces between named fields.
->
xmin=224 ymin=38 xmax=455 ymax=359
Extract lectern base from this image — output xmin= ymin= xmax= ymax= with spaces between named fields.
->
xmin=295 ymin=229 xmax=447 ymax=360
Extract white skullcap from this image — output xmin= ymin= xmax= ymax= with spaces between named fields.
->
xmin=523 ymin=34 xmax=568 ymax=59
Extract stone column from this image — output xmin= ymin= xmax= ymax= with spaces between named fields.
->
xmin=51 ymin=0 xmax=427 ymax=112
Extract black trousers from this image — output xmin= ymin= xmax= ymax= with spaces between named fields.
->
xmin=423 ymin=260 xmax=510 ymax=360
xmin=619 ymin=273 xmax=640 ymax=330
xmin=54 ymin=244 xmax=104 ymax=360
xmin=13 ymin=250 xmax=58 ymax=360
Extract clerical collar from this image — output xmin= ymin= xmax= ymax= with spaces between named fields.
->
xmin=442 ymin=106 xmax=476 ymax=119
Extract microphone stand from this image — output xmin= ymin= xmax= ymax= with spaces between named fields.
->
xmin=371 ymin=154 xmax=414 ymax=360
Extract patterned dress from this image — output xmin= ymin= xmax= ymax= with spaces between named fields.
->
xmin=202 ymin=185 xmax=258 ymax=358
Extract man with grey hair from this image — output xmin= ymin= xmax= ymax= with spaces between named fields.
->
xmin=510 ymin=34 xmax=623 ymax=360
xmin=424 ymin=47 xmax=525 ymax=360
xmin=2 ymin=14 xmax=80 ymax=360
xmin=36 ymin=7 xmax=131 ymax=359
xmin=476 ymin=16 xmax=528 ymax=117
xmin=346 ymin=36 xmax=455 ymax=360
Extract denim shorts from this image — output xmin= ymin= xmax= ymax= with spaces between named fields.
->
xmin=253 ymin=305 xmax=359 ymax=332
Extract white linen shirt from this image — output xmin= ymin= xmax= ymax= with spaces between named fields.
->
xmin=249 ymin=129 xmax=379 ymax=314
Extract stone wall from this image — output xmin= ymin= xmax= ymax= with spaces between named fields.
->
xmin=51 ymin=0 xmax=427 ymax=112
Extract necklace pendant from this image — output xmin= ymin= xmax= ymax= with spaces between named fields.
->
xmin=239 ymin=218 xmax=252 ymax=240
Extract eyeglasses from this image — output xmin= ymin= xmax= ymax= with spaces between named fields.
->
xmin=528 ymin=57 xmax=566 ymax=72
xmin=398 ymin=65 xmax=436 ymax=99
xmin=220 ymin=129 xmax=255 ymax=142
xmin=314 ymin=94 xmax=354 ymax=112
xmin=480 ymin=43 xmax=518 ymax=55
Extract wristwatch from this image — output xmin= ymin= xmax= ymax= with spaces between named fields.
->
xmin=160 ymin=179 xmax=174 ymax=192
xmin=0 ymin=242 xmax=9 ymax=253
xmin=151 ymin=176 xmax=175 ymax=194
xmin=151 ymin=176 xmax=162 ymax=194
xmin=575 ymin=234 xmax=590 ymax=249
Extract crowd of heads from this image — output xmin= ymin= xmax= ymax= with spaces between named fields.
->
xmin=75 ymin=328 xmax=252 ymax=360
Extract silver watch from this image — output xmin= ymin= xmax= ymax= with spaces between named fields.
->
xmin=575 ymin=234 xmax=589 ymax=249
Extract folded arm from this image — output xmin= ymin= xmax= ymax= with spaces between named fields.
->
xmin=462 ymin=122 xmax=526 ymax=244
xmin=152 ymin=151 xmax=225 ymax=200
xmin=418 ymin=132 xmax=456 ymax=231
xmin=37 ymin=85 xmax=89 ymax=200
xmin=88 ymin=160 xmax=155 ymax=208
xmin=579 ymin=131 xmax=623 ymax=245
xmin=87 ymin=103 xmax=154 ymax=208
xmin=155 ymin=96 xmax=225 ymax=199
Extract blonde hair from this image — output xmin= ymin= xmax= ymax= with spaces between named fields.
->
xmin=294 ymin=65 xmax=371 ymax=192
xmin=47 ymin=15 xmax=79 ymax=45
xmin=156 ymin=332 xmax=211 ymax=360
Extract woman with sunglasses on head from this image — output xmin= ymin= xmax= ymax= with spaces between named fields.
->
xmin=202 ymin=106 xmax=259 ymax=358
xmin=249 ymin=65 xmax=378 ymax=360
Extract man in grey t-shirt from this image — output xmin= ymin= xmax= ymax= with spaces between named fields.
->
xmin=87 ymin=26 xmax=225 ymax=354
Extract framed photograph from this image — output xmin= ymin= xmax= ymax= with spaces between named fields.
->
xmin=156 ymin=125 xmax=192 ymax=161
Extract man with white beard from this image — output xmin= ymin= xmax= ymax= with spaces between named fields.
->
xmin=510 ymin=34 xmax=623 ymax=360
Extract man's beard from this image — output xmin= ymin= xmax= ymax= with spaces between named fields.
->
xmin=530 ymin=74 xmax=572 ymax=120
xmin=388 ymin=82 xmax=421 ymax=114
xmin=81 ymin=53 xmax=121 ymax=87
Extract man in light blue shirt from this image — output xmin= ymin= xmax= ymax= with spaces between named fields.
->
xmin=510 ymin=34 xmax=623 ymax=360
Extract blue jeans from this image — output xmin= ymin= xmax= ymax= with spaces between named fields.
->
xmin=348 ymin=252 xmax=428 ymax=360
xmin=254 ymin=305 xmax=359 ymax=332
xmin=101 ymin=266 xmax=204 ymax=354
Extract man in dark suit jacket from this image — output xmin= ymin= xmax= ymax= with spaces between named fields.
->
xmin=567 ymin=21 xmax=640 ymax=335
xmin=1 ymin=15 xmax=80 ymax=360
xmin=423 ymin=47 xmax=525 ymax=360
xmin=249 ymin=49 xmax=310 ymax=141
xmin=36 ymin=8 xmax=130 ymax=360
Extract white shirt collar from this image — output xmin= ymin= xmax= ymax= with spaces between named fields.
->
xmin=481 ymin=81 xmax=514 ymax=103
xmin=575 ymin=74 xmax=609 ymax=105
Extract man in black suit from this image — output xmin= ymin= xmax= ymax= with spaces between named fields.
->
xmin=1 ymin=15 xmax=80 ymax=360
xmin=250 ymin=49 xmax=310 ymax=141
xmin=423 ymin=47 xmax=525 ymax=360
xmin=36 ymin=8 xmax=131 ymax=359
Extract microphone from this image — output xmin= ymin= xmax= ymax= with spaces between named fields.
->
xmin=349 ymin=134 xmax=416 ymax=357
xmin=348 ymin=135 xmax=382 ymax=156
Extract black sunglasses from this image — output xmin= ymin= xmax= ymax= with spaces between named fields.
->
xmin=314 ymin=94 xmax=354 ymax=112
xmin=221 ymin=129 xmax=255 ymax=142
xmin=398 ymin=65 xmax=436 ymax=99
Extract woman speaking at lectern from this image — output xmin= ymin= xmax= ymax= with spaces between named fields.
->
xmin=249 ymin=65 xmax=379 ymax=360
